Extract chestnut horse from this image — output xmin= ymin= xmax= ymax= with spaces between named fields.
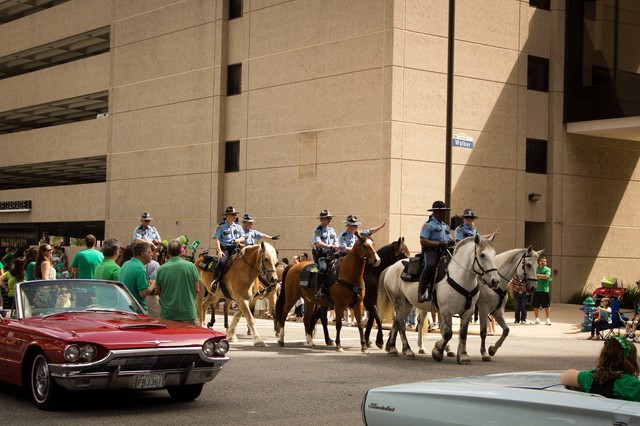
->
xmin=275 ymin=232 xmax=380 ymax=352
xmin=195 ymin=241 xmax=278 ymax=346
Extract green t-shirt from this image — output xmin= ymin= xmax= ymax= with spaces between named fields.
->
xmin=94 ymin=259 xmax=121 ymax=281
xmin=1 ymin=271 xmax=23 ymax=297
xmin=25 ymin=261 xmax=36 ymax=281
xmin=536 ymin=265 xmax=552 ymax=293
xmin=156 ymin=257 xmax=199 ymax=321
xmin=577 ymin=370 xmax=640 ymax=402
xmin=71 ymin=248 xmax=104 ymax=279
xmin=118 ymin=257 xmax=149 ymax=311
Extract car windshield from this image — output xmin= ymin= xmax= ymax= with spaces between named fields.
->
xmin=16 ymin=280 xmax=144 ymax=319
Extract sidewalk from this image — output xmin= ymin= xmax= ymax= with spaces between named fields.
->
xmin=434 ymin=303 xmax=587 ymax=340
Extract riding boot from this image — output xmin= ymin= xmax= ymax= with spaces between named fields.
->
xmin=315 ymin=273 xmax=327 ymax=299
xmin=417 ymin=271 xmax=431 ymax=303
xmin=211 ymin=269 xmax=221 ymax=292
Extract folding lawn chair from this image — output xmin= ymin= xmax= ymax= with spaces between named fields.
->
xmin=596 ymin=299 xmax=628 ymax=340
xmin=591 ymin=287 xmax=612 ymax=306
xmin=609 ymin=287 xmax=625 ymax=301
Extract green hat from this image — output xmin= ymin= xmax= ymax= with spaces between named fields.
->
xmin=583 ymin=296 xmax=595 ymax=306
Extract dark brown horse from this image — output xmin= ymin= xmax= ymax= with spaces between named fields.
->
xmin=275 ymin=233 xmax=380 ymax=352
xmin=363 ymin=237 xmax=410 ymax=348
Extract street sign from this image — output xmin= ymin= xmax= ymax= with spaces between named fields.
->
xmin=452 ymin=133 xmax=474 ymax=149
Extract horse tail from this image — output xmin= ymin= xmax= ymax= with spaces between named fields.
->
xmin=275 ymin=265 xmax=291 ymax=328
xmin=376 ymin=268 xmax=394 ymax=323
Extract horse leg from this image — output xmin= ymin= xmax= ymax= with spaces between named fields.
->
xmin=236 ymin=298 xmax=266 ymax=347
xmin=457 ymin=310 xmax=474 ymax=364
xmin=223 ymin=300 xmax=230 ymax=330
xmin=417 ymin=307 xmax=428 ymax=354
xmin=489 ymin=310 xmax=510 ymax=357
xmin=352 ymin=301 xmax=368 ymax=354
xmin=313 ymin=306 xmax=334 ymax=346
xmin=395 ymin=305 xmax=415 ymax=360
xmin=363 ymin=298 xmax=375 ymax=348
xmin=432 ymin=311 xmax=452 ymax=362
xmin=276 ymin=296 xmax=297 ymax=348
xmin=226 ymin=307 xmax=243 ymax=343
xmin=479 ymin=308 xmax=489 ymax=361
xmin=303 ymin=301 xmax=317 ymax=348
xmin=207 ymin=299 xmax=216 ymax=328
xmin=334 ymin=305 xmax=344 ymax=352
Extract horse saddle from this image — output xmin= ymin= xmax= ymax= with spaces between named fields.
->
xmin=198 ymin=255 xmax=219 ymax=272
xmin=431 ymin=255 xmax=451 ymax=309
xmin=400 ymin=256 xmax=422 ymax=282
xmin=299 ymin=263 xmax=336 ymax=290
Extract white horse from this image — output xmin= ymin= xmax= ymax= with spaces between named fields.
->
xmin=478 ymin=247 xmax=543 ymax=361
xmin=377 ymin=261 xmax=432 ymax=359
xmin=432 ymin=234 xmax=500 ymax=364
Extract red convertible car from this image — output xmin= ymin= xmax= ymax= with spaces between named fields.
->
xmin=0 ymin=279 xmax=229 ymax=410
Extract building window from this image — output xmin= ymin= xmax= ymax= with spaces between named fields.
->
xmin=227 ymin=63 xmax=242 ymax=96
xmin=526 ymin=138 xmax=547 ymax=174
xmin=529 ymin=0 xmax=550 ymax=11
xmin=225 ymin=141 xmax=240 ymax=173
xmin=528 ymin=56 xmax=549 ymax=92
xmin=229 ymin=0 xmax=242 ymax=20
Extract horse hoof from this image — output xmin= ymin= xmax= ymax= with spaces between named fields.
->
xmin=405 ymin=352 xmax=416 ymax=360
xmin=376 ymin=341 xmax=384 ymax=350
xmin=418 ymin=349 xmax=426 ymax=355
xmin=254 ymin=341 xmax=266 ymax=347
xmin=446 ymin=351 xmax=455 ymax=358
xmin=336 ymin=347 xmax=344 ymax=352
xmin=457 ymin=355 xmax=471 ymax=364
xmin=361 ymin=348 xmax=369 ymax=354
xmin=482 ymin=355 xmax=492 ymax=362
xmin=230 ymin=335 xmax=238 ymax=343
xmin=366 ymin=341 xmax=373 ymax=349
xmin=277 ymin=340 xmax=284 ymax=347
xmin=488 ymin=347 xmax=497 ymax=357
xmin=432 ymin=348 xmax=444 ymax=362
xmin=326 ymin=340 xmax=335 ymax=347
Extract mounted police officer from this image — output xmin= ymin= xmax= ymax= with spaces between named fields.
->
xmin=454 ymin=208 xmax=500 ymax=242
xmin=133 ymin=212 xmax=162 ymax=249
xmin=338 ymin=215 xmax=387 ymax=254
xmin=312 ymin=209 xmax=338 ymax=299
xmin=240 ymin=213 xmax=280 ymax=245
xmin=211 ymin=206 xmax=245 ymax=290
xmin=417 ymin=201 xmax=455 ymax=303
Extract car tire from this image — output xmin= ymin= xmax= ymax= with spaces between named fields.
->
xmin=30 ymin=352 xmax=62 ymax=410
xmin=167 ymin=383 xmax=204 ymax=402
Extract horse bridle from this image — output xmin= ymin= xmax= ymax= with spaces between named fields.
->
xmin=471 ymin=243 xmax=498 ymax=284
xmin=241 ymin=247 xmax=276 ymax=280
xmin=349 ymin=237 xmax=377 ymax=263
xmin=496 ymin=251 xmax=538 ymax=284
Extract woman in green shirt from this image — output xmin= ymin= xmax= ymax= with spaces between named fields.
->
xmin=560 ymin=335 xmax=640 ymax=402
xmin=0 ymin=257 xmax=25 ymax=308
xmin=23 ymin=247 xmax=37 ymax=281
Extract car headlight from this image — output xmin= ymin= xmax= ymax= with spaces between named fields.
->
xmin=202 ymin=338 xmax=229 ymax=357
xmin=64 ymin=344 xmax=81 ymax=362
xmin=80 ymin=344 xmax=97 ymax=361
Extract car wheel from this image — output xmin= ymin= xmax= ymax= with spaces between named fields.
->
xmin=30 ymin=353 xmax=61 ymax=410
xmin=167 ymin=383 xmax=204 ymax=402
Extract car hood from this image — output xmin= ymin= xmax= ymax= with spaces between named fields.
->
xmin=21 ymin=313 xmax=222 ymax=349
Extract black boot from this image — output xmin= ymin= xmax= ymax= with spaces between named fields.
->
xmin=417 ymin=273 xmax=431 ymax=303
xmin=315 ymin=274 xmax=327 ymax=299
xmin=211 ymin=269 xmax=221 ymax=292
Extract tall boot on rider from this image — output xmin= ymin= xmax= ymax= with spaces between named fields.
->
xmin=315 ymin=273 xmax=327 ymax=300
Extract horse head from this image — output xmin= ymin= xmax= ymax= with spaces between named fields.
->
xmin=454 ymin=234 xmax=500 ymax=288
xmin=354 ymin=232 xmax=381 ymax=267
xmin=393 ymin=236 xmax=410 ymax=261
xmin=522 ymin=247 xmax=544 ymax=293
xmin=259 ymin=241 xmax=279 ymax=285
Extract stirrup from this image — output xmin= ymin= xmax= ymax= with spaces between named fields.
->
xmin=315 ymin=290 xmax=326 ymax=300
xmin=418 ymin=291 xmax=431 ymax=303
xmin=211 ymin=280 xmax=218 ymax=292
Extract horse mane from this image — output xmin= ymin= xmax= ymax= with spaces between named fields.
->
xmin=453 ymin=235 xmax=493 ymax=256
xmin=241 ymin=241 xmax=278 ymax=265
xmin=495 ymin=248 xmax=526 ymax=270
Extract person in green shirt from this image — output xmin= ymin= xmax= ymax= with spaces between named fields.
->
xmin=0 ymin=257 xmax=25 ymax=308
xmin=155 ymin=240 xmax=200 ymax=324
xmin=94 ymin=239 xmax=121 ymax=281
xmin=23 ymin=248 xmax=37 ymax=281
xmin=118 ymin=242 xmax=155 ymax=312
xmin=71 ymin=234 xmax=104 ymax=279
xmin=561 ymin=335 xmax=640 ymax=402
xmin=532 ymin=256 xmax=552 ymax=325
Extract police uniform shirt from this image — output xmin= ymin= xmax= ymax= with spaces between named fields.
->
xmin=313 ymin=225 xmax=337 ymax=253
xmin=133 ymin=224 xmax=161 ymax=243
xmin=242 ymin=228 xmax=264 ymax=245
xmin=338 ymin=229 xmax=371 ymax=252
xmin=213 ymin=221 xmax=243 ymax=246
xmin=454 ymin=223 xmax=478 ymax=241
xmin=420 ymin=216 xmax=452 ymax=242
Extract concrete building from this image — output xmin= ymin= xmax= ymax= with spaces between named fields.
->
xmin=0 ymin=0 xmax=638 ymax=301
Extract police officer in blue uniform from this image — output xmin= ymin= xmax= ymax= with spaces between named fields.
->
xmin=240 ymin=213 xmax=280 ymax=245
xmin=338 ymin=215 xmax=387 ymax=254
xmin=212 ymin=206 xmax=245 ymax=288
xmin=312 ymin=210 xmax=338 ymax=299
xmin=418 ymin=201 xmax=455 ymax=303
xmin=454 ymin=209 xmax=479 ymax=241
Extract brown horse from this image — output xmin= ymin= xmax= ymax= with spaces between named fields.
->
xmin=195 ymin=241 xmax=278 ymax=346
xmin=275 ymin=232 xmax=380 ymax=352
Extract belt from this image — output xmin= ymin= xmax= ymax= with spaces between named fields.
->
xmin=221 ymin=245 xmax=235 ymax=250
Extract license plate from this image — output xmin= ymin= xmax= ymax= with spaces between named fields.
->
xmin=135 ymin=373 xmax=165 ymax=389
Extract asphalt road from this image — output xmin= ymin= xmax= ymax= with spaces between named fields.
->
xmin=0 ymin=317 xmax=602 ymax=425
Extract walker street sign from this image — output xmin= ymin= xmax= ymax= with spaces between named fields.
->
xmin=452 ymin=133 xmax=474 ymax=149
xmin=0 ymin=200 xmax=31 ymax=213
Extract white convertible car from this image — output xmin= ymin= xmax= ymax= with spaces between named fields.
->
xmin=362 ymin=372 xmax=640 ymax=426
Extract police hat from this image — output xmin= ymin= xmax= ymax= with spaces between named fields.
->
xmin=343 ymin=215 xmax=361 ymax=226
xmin=140 ymin=212 xmax=153 ymax=220
xmin=427 ymin=201 xmax=450 ymax=212
xmin=242 ymin=213 xmax=255 ymax=223
xmin=318 ymin=210 xmax=333 ymax=219
xmin=463 ymin=209 xmax=478 ymax=219
xmin=223 ymin=206 xmax=239 ymax=215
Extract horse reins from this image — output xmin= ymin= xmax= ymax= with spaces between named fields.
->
xmin=239 ymin=247 xmax=278 ymax=298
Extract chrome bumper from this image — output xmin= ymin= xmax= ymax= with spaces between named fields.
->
xmin=48 ymin=347 xmax=229 ymax=391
